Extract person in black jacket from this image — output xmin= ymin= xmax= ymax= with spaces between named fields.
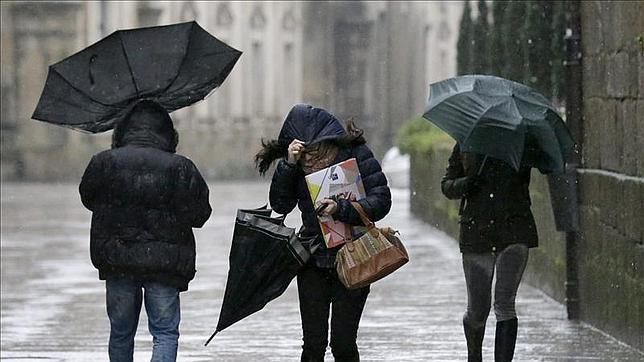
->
xmin=441 ymin=143 xmax=538 ymax=362
xmin=255 ymin=104 xmax=391 ymax=362
xmin=79 ymin=100 xmax=211 ymax=362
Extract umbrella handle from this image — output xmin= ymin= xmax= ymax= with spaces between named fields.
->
xmin=204 ymin=330 xmax=218 ymax=346
xmin=89 ymin=54 xmax=97 ymax=85
xmin=477 ymin=155 xmax=488 ymax=176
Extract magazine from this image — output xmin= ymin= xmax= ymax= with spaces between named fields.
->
xmin=305 ymin=158 xmax=367 ymax=248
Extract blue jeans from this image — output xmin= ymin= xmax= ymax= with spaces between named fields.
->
xmin=106 ymin=278 xmax=180 ymax=362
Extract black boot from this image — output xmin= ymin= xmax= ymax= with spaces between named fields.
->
xmin=463 ymin=321 xmax=485 ymax=362
xmin=494 ymin=318 xmax=518 ymax=362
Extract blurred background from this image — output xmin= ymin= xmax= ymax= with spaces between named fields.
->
xmin=0 ymin=1 xmax=462 ymax=181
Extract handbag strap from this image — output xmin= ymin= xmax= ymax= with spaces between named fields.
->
xmin=350 ymin=201 xmax=375 ymax=228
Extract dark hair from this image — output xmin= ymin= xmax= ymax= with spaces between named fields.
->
xmin=331 ymin=118 xmax=366 ymax=147
xmin=254 ymin=118 xmax=366 ymax=176
xmin=254 ymin=139 xmax=287 ymax=176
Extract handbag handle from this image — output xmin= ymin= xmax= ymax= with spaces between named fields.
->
xmin=350 ymin=202 xmax=375 ymax=229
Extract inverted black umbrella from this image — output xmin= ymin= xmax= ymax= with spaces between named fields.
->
xmin=423 ymin=75 xmax=575 ymax=173
xmin=205 ymin=206 xmax=313 ymax=346
xmin=32 ymin=21 xmax=241 ymax=133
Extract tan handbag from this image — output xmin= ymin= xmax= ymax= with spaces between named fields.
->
xmin=336 ymin=202 xmax=409 ymax=289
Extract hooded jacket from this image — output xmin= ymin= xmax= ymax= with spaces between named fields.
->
xmin=79 ymin=100 xmax=211 ymax=291
xmin=269 ymin=104 xmax=391 ymax=268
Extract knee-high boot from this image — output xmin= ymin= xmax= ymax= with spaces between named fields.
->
xmin=494 ymin=318 xmax=518 ymax=362
xmin=463 ymin=321 xmax=485 ymax=362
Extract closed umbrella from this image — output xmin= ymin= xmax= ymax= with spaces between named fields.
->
xmin=205 ymin=206 xmax=313 ymax=346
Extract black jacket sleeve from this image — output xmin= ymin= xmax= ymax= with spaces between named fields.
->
xmin=79 ymin=154 xmax=105 ymax=211
xmin=335 ymin=144 xmax=392 ymax=225
xmin=440 ymin=144 xmax=471 ymax=200
xmin=175 ymin=159 xmax=212 ymax=228
xmin=269 ymin=159 xmax=302 ymax=215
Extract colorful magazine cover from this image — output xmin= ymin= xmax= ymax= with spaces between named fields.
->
xmin=305 ymin=158 xmax=367 ymax=248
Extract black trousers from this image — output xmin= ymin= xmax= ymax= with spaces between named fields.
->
xmin=297 ymin=263 xmax=370 ymax=362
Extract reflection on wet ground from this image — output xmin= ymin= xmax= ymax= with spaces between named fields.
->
xmin=1 ymin=182 xmax=642 ymax=361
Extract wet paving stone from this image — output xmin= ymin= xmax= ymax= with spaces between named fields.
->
xmin=1 ymin=182 xmax=643 ymax=361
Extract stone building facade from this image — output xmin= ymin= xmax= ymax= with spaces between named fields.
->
xmin=301 ymin=1 xmax=462 ymax=157
xmin=1 ymin=1 xmax=304 ymax=180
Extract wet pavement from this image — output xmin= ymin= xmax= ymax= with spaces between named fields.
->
xmin=1 ymin=182 xmax=643 ymax=361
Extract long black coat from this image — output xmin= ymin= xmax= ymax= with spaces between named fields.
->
xmin=79 ymin=101 xmax=211 ymax=291
xmin=441 ymin=144 xmax=538 ymax=253
xmin=269 ymin=105 xmax=391 ymax=268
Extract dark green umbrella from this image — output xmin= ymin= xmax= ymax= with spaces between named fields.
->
xmin=423 ymin=75 xmax=575 ymax=173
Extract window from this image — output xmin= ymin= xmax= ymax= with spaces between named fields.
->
xmin=214 ymin=38 xmax=232 ymax=118
xmin=180 ymin=2 xmax=198 ymax=21
xmin=249 ymin=6 xmax=266 ymax=30
xmin=283 ymin=43 xmax=295 ymax=110
xmin=251 ymin=41 xmax=265 ymax=115
xmin=216 ymin=3 xmax=233 ymax=27
xmin=282 ymin=6 xmax=296 ymax=31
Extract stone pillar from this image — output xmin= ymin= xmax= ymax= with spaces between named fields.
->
xmin=9 ymin=2 xmax=88 ymax=180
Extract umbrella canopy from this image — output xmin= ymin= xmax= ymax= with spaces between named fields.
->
xmin=32 ymin=21 xmax=241 ymax=133
xmin=423 ymin=75 xmax=575 ymax=173
xmin=205 ymin=206 xmax=310 ymax=346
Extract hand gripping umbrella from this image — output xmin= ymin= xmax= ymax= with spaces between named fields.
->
xmin=423 ymin=75 xmax=575 ymax=174
xmin=205 ymin=206 xmax=315 ymax=346
xmin=32 ymin=21 xmax=241 ymax=133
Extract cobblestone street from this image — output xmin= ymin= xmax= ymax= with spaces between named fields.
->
xmin=1 ymin=182 xmax=642 ymax=361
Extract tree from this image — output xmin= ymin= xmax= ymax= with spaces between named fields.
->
xmin=523 ymin=0 xmax=554 ymax=97
xmin=472 ymin=0 xmax=490 ymax=74
xmin=502 ymin=0 xmax=526 ymax=83
xmin=550 ymin=1 xmax=567 ymax=104
xmin=457 ymin=1 xmax=474 ymax=75
xmin=490 ymin=0 xmax=507 ymax=77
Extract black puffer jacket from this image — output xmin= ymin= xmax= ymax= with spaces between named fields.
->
xmin=269 ymin=105 xmax=391 ymax=267
xmin=79 ymin=100 xmax=211 ymax=291
xmin=441 ymin=144 xmax=538 ymax=253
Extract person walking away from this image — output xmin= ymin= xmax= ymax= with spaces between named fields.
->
xmin=441 ymin=144 xmax=538 ymax=362
xmin=79 ymin=100 xmax=212 ymax=362
xmin=255 ymin=104 xmax=391 ymax=362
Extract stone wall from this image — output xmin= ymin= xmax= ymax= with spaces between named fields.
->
xmin=577 ymin=1 xmax=644 ymax=350
xmin=576 ymin=170 xmax=643 ymax=350
xmin=409 ymin=143 xmax=460 ymax=238
xmin=581 ymin=1 xmax=643 ymax=177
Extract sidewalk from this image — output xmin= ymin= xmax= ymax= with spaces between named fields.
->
xmin=1 ymin=182 xmax=642 ymax=361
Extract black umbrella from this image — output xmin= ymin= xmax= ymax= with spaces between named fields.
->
xmin=205 ymin=206 xmax=313 ymax=346
xmin=423 ymin=75 xmax=575 ymax=173
xmin=32 ymin=21 xmax=241 ymax=133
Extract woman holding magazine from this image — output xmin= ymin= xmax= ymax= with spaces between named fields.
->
xmin=255 ymin=103 xmax=391 ymax=362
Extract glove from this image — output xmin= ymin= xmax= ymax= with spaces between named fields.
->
xmin=464 ymin=175 xmax=485 ymax=195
